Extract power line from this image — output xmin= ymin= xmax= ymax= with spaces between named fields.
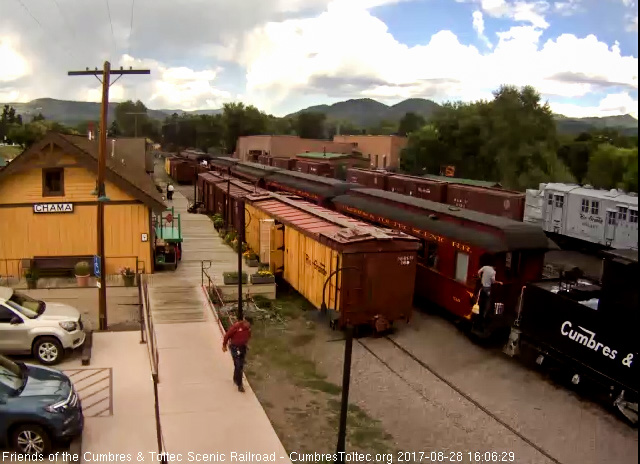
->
xmin=51 ymin=0 xmax=77 ymax=42
xmin=104 ymin=0 xmax=117 ymax=59
xmin=127 ymin=0 xmax=136 ymax=57
xmin=13 ymin=0 xmax=75 ymax=61
xmin=14 ymin=0 xmax=45 ymax=30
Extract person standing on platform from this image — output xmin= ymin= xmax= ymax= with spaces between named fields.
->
xmin=166 ymin=183 xmax=174 ymax=200
xmin=222 ymin=316 xmax=253 ymax=392
xmin=477 ymin=263 xmax=502 ymax=320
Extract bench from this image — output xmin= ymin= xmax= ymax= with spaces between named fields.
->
xmin=31 ymin=255 xmax=94 ymax=278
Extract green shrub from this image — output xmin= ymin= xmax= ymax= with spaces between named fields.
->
xmin=74 ymin=261 xmax=91 ymax=276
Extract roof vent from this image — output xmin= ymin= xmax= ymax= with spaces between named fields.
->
xmin=428 ymin=214 xmax=439 ymax=220
xmin=584 ymin=184 xmax=593 ymax=189
xmin=448 ymin=206 xmax=460 ymax=212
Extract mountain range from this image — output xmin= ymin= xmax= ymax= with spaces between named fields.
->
xmin=3 ymin=97 xmax=637 ymax=136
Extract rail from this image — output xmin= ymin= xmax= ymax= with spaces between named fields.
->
xmin=137 ymin=274 xmax=167 ymax=464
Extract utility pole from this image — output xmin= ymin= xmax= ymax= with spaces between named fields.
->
xmin=68 ymin=62 xmax=150 ymax=331
xmin=126 ymin=111 xmax=147 ymax=138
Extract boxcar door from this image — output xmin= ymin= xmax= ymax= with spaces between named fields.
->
xmin=270 ymin=221 xmax=285 ymax=275
xmin=259 ymin=219 xmax=274 ymax=265
xmin=551 ymin=193 xmax=564 ymax=233
xmin=543 ymin=192 xmax=553 ymax=232
xmin=605 ymin=209 xmax=617 ymax=246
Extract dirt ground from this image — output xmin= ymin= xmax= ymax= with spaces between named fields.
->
xmin=225 ymin=289 xmax=397 ymax=463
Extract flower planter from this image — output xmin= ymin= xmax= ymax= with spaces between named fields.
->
xmin=223 ymin=275 xmax=248 ymax=285
xmin=250 ymin=274 xmax=275 ymax=284
xmin=26 ymin=278 xmax=38 ymax=289
xmin=123 ymin=274 xmax=136 ymax=287
xmin=245 ymin=258 xmax=260 ymax=267
xmin=76 ymin=275 xmax=90 ymax=287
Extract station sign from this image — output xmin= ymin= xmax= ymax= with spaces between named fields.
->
xmin=33 ymin=203 xmax=74 ymax=213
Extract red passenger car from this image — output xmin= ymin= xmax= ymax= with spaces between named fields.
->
xmin=332 ymin=188 xmax=552 ymax=338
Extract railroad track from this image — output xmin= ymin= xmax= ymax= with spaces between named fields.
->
xmin=356 ymin=336 xmax=563 ymax=464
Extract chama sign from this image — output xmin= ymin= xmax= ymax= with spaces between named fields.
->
xmin=33 ymin=203 xmax=74 ymax=214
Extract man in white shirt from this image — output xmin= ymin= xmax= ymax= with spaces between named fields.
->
xmin=477 ymin=263 xmax=502 ymax=318
xmin=167 ymin=183 xmax=174 ymax=200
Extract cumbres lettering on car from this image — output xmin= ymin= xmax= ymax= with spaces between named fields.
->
xmin=560 ymin=321 xmax=617 ymax=360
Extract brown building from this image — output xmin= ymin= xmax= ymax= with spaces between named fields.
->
xmin=332 ymin=135 xmax=407 ymax=170
xmin=235 ymin=135 xmax=356 ymax=162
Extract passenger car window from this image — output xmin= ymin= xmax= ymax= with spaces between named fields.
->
xmin=0 ymin=305 xmax=16 ymax=323
xmin=454 ymin=251 xmax=469 ymax=283
xmin=591 ymin=201 xmax=599 ymax=215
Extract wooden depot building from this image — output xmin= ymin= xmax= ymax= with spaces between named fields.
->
xmin=0 ymin=131 xmax=166 ymax=280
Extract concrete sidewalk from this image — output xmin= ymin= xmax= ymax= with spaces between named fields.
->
xmin=149 ymin=191 xmax=292 ymax=463
xmin=57 ymin=331 xmax=158 ymax=458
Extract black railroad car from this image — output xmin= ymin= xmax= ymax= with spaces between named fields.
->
xmin=267 ymin=170 xmax=359 ymax=207
xmin=505 ymin=248 xmax=638 ymax=423
xmin=230 ymin=161 xmax=281 ymax=187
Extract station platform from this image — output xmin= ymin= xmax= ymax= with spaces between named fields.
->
xmin=148 ymin=191 xmax=292 ymax=462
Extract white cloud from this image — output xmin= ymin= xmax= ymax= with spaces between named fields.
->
xmin=550 ymin=92 xmax=638 ymax=118
xmin=0 ymin=38 xmax=30 ymax=82
xmin=472 ymin=11 xmax=494 ymax=48
xmin=477 ymin=0 xmax=550 ymax=28
xmin=553 ymin=0 xmax=582 ymax=15
xmin=231 ymin=0 xmax=637 ymax=115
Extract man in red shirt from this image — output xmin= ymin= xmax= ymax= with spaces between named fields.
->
xmin=222 ymin=316 xmax=253 ymax=392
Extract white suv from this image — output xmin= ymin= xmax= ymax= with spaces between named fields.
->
xmin=0 ymin=287 xmax=86 ymax=365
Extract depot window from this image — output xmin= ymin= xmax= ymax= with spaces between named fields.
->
xmin=630 ymin=209 xmax=638 ymax=224
xmin=42 ymin=168 xmax=64 ymax=197
xmin=590 ymin=201 xmax=599 ymax=215
xmin=581 ymin=199 xmax=589 ymax=213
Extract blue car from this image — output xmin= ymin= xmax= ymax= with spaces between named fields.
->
xmin=0 ymin=355 xmax=83 ymax=455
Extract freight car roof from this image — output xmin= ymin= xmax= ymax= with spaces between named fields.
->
xmin=422 ymin=174 xmax=501 ymax=188
xmin=208 ymin=157 xmax=239 ymax=167
xmin=248 ymin=193 xmax=418 ymax=250
xmin=352 ymin=188 xmax=532 ymax=227
xmin=333 ymin=194 xmax=513 ymax=252
xmin=268 ymin=172 xmax=357 ymax=199
xmin=335 ymin=191 xmax=551 ymax=252
xmin=232 ymin=162 xmax=281 ymax=179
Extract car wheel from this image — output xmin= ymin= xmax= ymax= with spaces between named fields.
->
xmin=33 ymin=337 xmax=64 ymax=365
xmin=11 ymin=424 xmax=52 ymax=456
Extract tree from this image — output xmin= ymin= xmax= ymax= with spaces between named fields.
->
xmin=400 ymin=125 xmax=451 ymax=174
xmin=222 ymin=102 xmax=269 ymax=153
xmin=294 ymin=112 xmax=326 ymax=139
xmin=586 ymin=144 xmax=638 ymax=192
xmin=115 ymin=100 xmax=151 ymax=138
xmin=368 ymin=119 xmax=397 ymax=136
xmin=108 ymin=120 xmax=121 ymax=137
xmin=32 ymin=113 xmax=45 ymax=122
xmin=398 ymin=112 xmax=426 ymax=136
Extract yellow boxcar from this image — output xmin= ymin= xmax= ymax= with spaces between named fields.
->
xmin=245 ymin=193 xmax=419 ymax=329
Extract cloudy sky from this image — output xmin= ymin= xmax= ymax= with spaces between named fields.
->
xmin=0 ymin=0 xmax=638 ymax=117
